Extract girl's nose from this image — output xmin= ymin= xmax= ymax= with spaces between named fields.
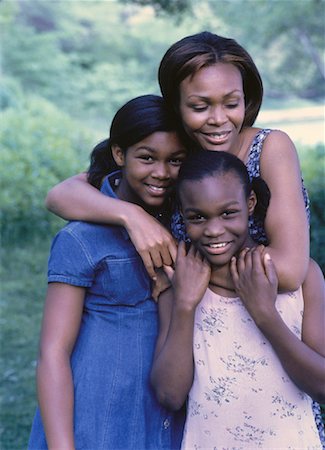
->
xmin=203 ymin=218 xmax=224 ymax=237
xmin=152 ymin=162 xmax=170 ymax=179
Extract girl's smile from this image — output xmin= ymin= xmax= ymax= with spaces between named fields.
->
xmin=179 ymin=63 xmax=245 ymax=154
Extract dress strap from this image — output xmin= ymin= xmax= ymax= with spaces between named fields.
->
xmin=246 ymin=128 xmax=272 ymax=179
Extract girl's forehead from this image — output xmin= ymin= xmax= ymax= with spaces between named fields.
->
xmin=130 ymin=131 xmax=185 ymax=153
xmin=180 ymin=172 xmax=245 ymax=204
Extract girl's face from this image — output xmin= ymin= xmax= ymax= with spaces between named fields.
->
xmin=179 ymin=63 xmax=245 ymax=153
xmin=180 ymin=172 xmax=256 ymax=268
xmin=113 ymin=131 xmax=186 ymax=212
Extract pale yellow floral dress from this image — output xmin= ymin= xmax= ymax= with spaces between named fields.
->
xmin=181 ymin=287 xmax=322 ymax=450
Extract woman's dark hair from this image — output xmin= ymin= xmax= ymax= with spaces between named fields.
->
xmin=177 ymin=150 xmax=270 ymax=221
xmin=159 ymin=31 xmax=263 ymax=129
xmin=88 ymin=94 xmax=182 ymax=189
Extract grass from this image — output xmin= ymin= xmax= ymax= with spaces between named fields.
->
xmin=0 ymin=238 xmax=50 ymax=449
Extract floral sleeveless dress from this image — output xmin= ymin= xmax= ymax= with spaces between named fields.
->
xmin=181 ymin=287 xmax=322 ymax=449
xmin=171 ymin=128 xmax=324 ymax=446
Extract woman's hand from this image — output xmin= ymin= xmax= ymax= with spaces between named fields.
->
xmin=124 ymin=204 xmax=177 ymax=280
xmin=230 ymin=246 xmax=278 ymax=325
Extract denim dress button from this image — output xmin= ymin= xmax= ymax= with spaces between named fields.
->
xmin=163 ymin=418 xmax=170 ymax=429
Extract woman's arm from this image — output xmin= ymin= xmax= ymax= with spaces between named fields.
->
xmin=37 ymin=283 xmax=85 ymax=449
xmin=45 ymin=174 xmax=177 ymax=279
xmin=150 ymin=243 xmax=211 ymax=410
xmin=259 ymin=130 xmax=309 ymax=291
xmin=231 ymin=249 xmax=325 ymax=403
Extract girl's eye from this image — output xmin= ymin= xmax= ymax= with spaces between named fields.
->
xmin=169 ymin=158 xmax=184 ymax=166
xmin=222 ymin=210 xmax=238 ymax=218
xmin=225 ymin=103 xmax=239 ymax=109
xmin=186 ymin=214 xmax=205 ymax=223
xmin=139 ymin=155 xmax=154 ymax=162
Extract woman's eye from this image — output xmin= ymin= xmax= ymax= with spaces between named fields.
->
xmin=190 ymin=104 xmax=207 ymax=112
xmin=225 ymin=103 xmax=239 ymax=109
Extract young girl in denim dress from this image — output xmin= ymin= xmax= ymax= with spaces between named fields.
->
xmin=28 ymin=95 xmax=187 ymax=449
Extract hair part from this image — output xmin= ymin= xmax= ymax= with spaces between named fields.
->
xmin=159 ymin=31 xmax=263 ymax=128
xmin=87 ymin=94 xmax=182 ymax=189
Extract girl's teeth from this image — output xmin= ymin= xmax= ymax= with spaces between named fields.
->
xmin=209 ymin=242 xmax=227 ymax=248
xmin=149 ymin=185 xmax=165 ymax=191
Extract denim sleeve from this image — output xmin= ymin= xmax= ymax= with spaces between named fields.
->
xmin=48 ymin=228 xmax=94 ymax=287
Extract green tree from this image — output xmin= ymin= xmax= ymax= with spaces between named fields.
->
xmin=1 ymin=95 xmax=95 ymax=241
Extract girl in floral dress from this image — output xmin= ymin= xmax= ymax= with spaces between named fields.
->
xmin=151 ymin=150 xmax=324 ymax=449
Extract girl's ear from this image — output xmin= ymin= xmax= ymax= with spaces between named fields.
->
xmin=247 ymin=190 xmax=257 ymax=215
xmin=111 ymin=144 xmax=125 ymax=167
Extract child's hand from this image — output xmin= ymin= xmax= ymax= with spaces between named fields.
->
xmin=230 ymin=246 xmax=278 ymax=324
xmin=151 ymin=268 xmax=172 ymax=302
xmin=165 ymin=241 xmax=211 ymax=311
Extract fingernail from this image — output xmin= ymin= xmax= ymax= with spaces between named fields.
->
xmin=265 ymin=253 xmax=271 ymax=261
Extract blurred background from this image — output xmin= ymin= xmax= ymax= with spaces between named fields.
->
xmin=1 ymin=0 xmax=324 ymax=447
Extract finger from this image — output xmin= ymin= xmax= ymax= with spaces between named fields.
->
xmin=139 ymin=252 xmax=157 ymax=280
xmin=167 ymin=238 xmax=178 ymax=264
xmin=251 ymin=246 xmax=264 ymax=272
xmin=257 ymin=244 xmax=265 ymax=254
xmin=264 ymin=253 xmax=278 ymax=286
xmin=159 ymin=246 xmax=173 ymax=267
xmin=188 ymin=244 xmax=200 ymax=260
xmin=163 ymin=264 xmax=175 ymax=282
xmin=150 ymin=249 xmax=163 ymax=270
xmin=237 ymin=247 xmax=250 ymax=273
xmin=151 ymin=282 xmax=159 ymax=302
xmin=230 ymin=256 xmax=239 ymax=286
xmin=177 ymin=241 xmax=187 ymax=258
xmin=244 ymin=247 xmax=254 ymax=272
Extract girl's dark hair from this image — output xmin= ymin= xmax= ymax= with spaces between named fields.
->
xmin=159 ymin=31 xmax=263 ymax=129
xmin=177 ymin=150 xmax=270 ymax=221
xmin=88 ymin=94 xmax=182 ymax=189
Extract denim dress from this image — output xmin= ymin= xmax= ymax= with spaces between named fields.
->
xmin=28 ymin=173 xmax=185 ymax=450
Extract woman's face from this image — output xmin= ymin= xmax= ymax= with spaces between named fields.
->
xmin=179 ymin=63 xmax=245 ymax=153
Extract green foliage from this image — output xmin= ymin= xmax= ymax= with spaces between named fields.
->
xmin=206 ymin=0 xmax=325 ymax=99
xmin=0 ymin=238 xmax=49 ymax=449
xmin=0 ymin=95 xmax=95 ymax=242
xmin=123 ymin=0 xmax=192 ymax=15
xmin=299 ymin=144 xmax=325 ymax=272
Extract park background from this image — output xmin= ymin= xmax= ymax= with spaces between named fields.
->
xmin=1 ymin=0 xmax=324 ymax=447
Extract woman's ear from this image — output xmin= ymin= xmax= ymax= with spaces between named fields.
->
xmin=248 ymin=190 xmax=257 ymax=215
xmin=111 ymin=144 xmax=125 ymax=167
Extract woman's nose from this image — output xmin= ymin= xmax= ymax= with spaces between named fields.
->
xmin=207 ymin=106 xmax=227 ymax=126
